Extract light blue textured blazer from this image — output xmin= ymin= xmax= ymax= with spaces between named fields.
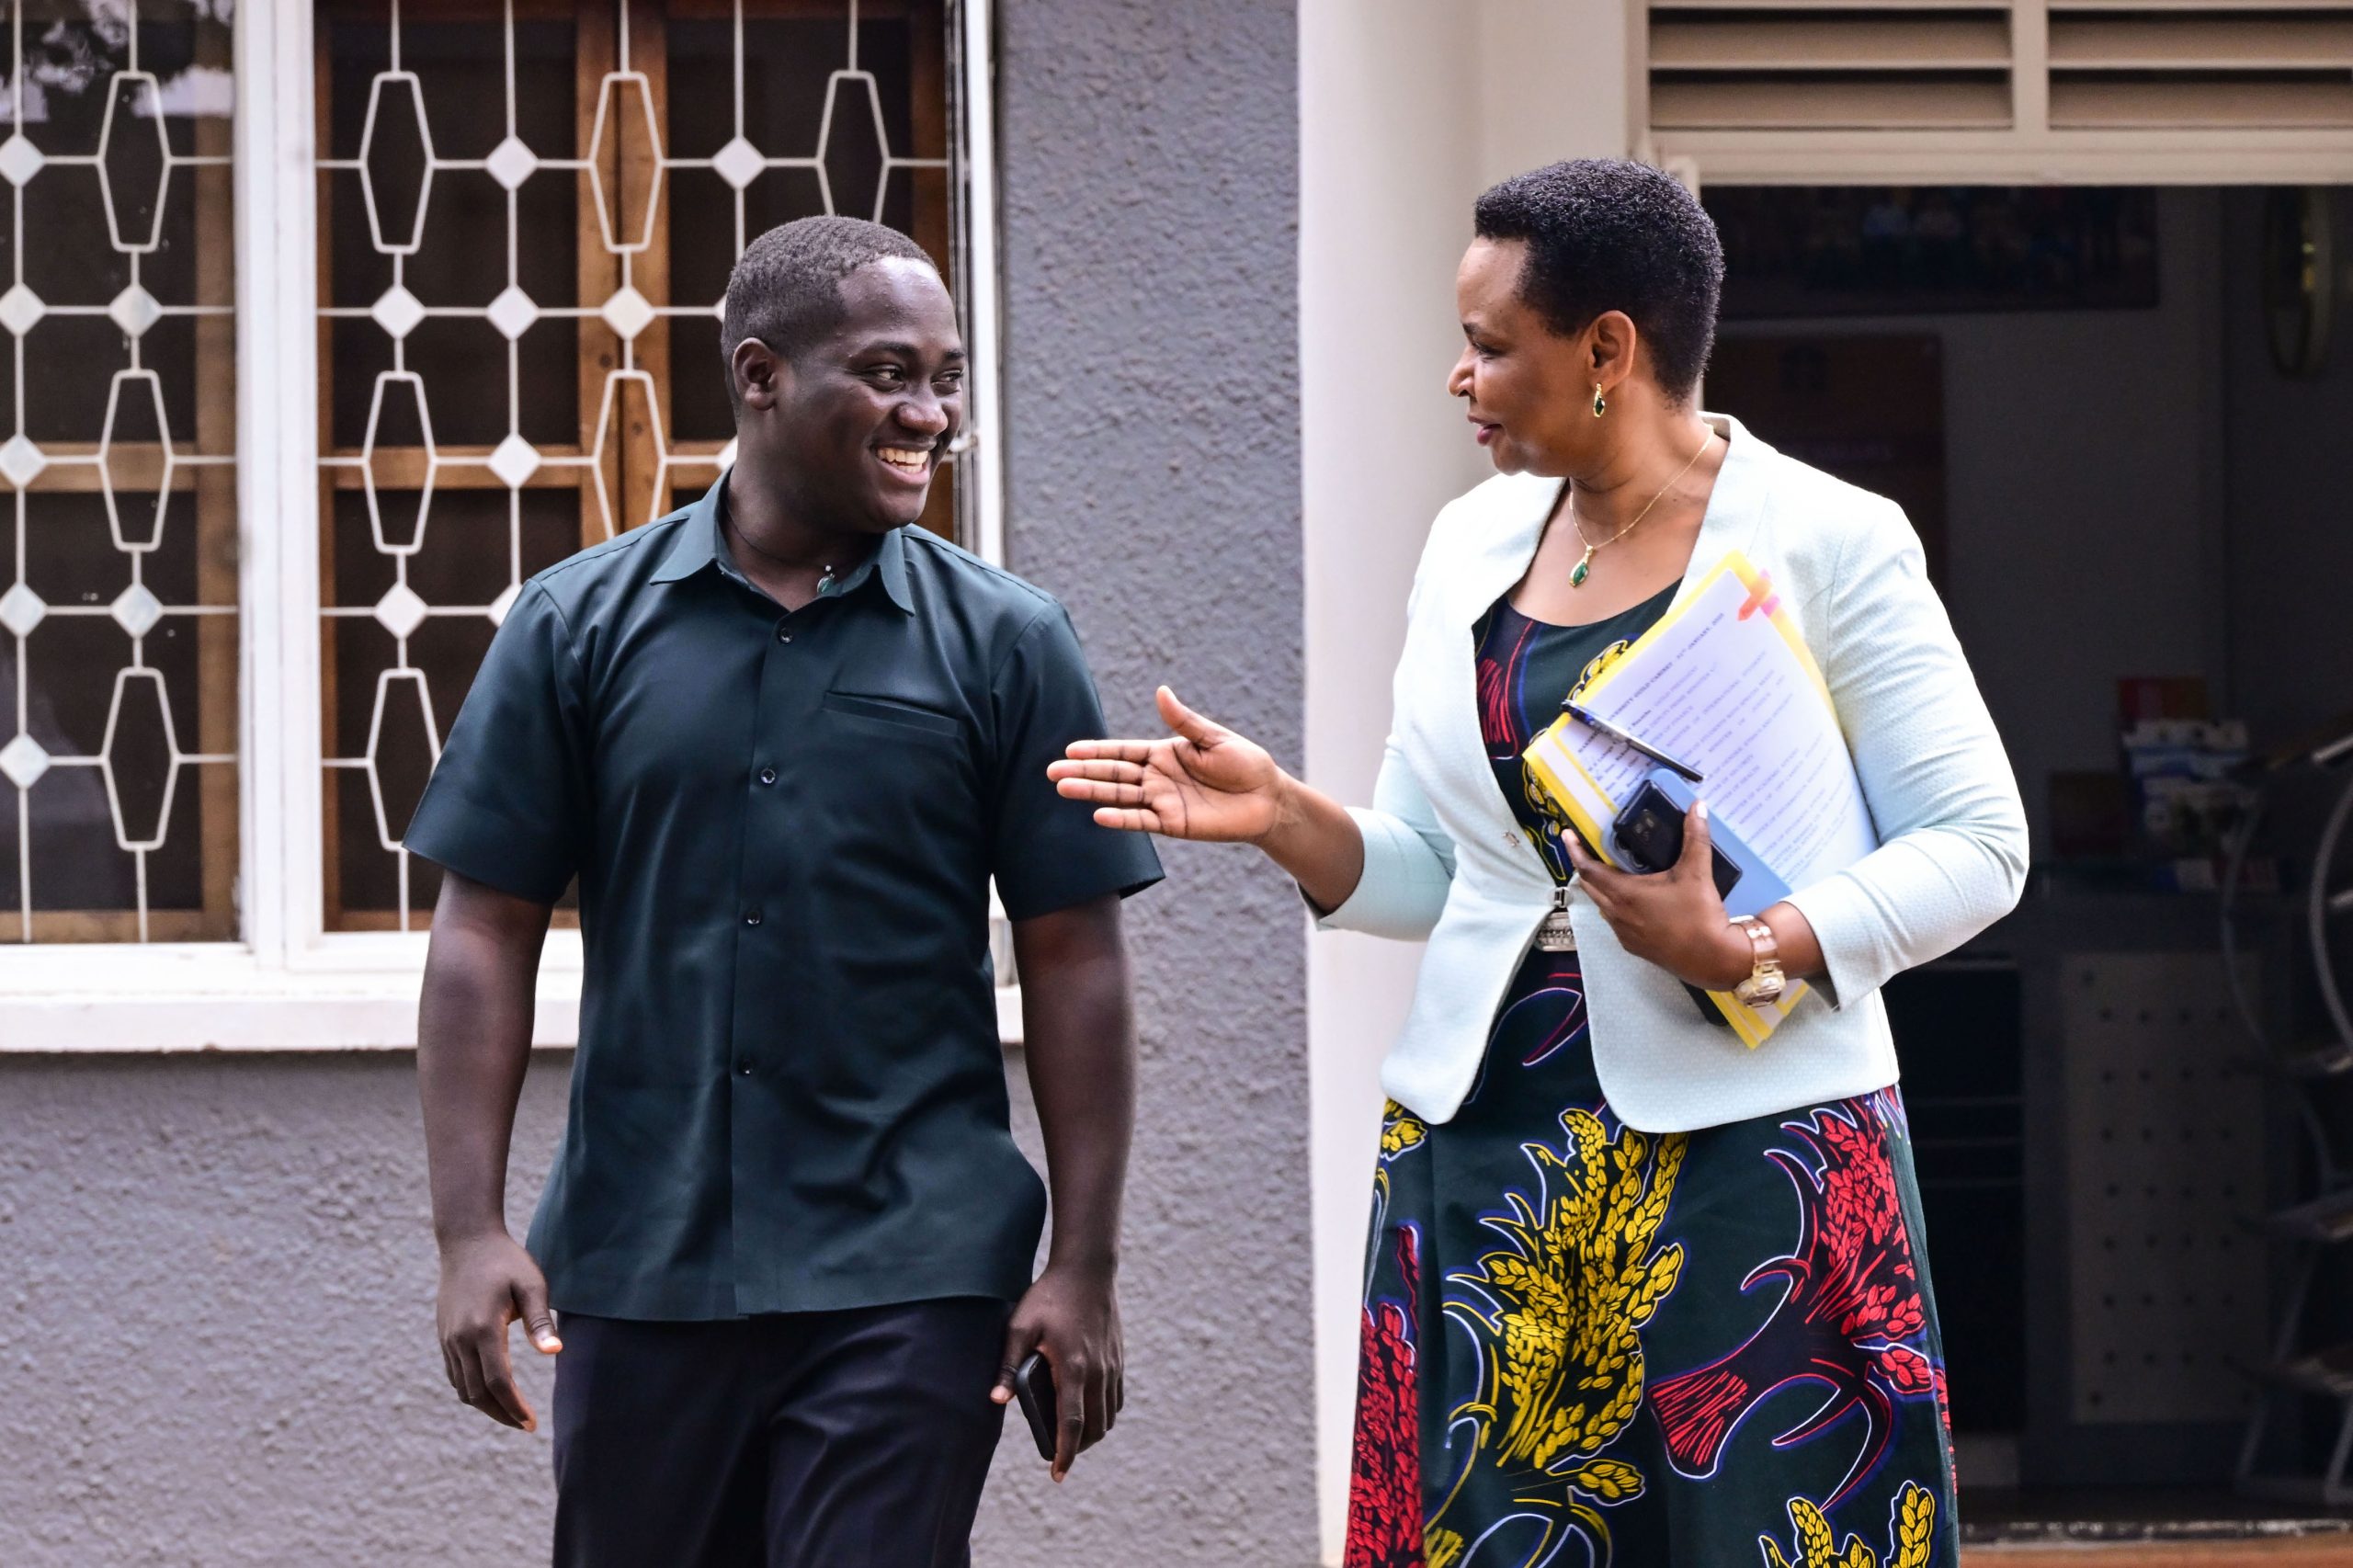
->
xmin=1320 ymin=415 xmax=2029 ymax=1133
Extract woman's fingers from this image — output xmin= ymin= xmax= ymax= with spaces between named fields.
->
xmin=1092 ymin=805 xmax=1167 ymax=834
xmin=1674 ymin=800 xmax=1714 ymax=882
xmin=1048 ymin=757 xmax=1148 ymax=786
xmin=1154 ymin=686 xmax=1224 ymax=746
xmin=1051 ymin=758 xmax=1152 ymax=810
xmin=1064 ymin=687 xmax=1238 ymax=767
xmin=1062 ymin=739 xmax=1158 ymax=765
xmin=1562 ymin=830 xmax=1607 ymax=883
xmin=1563 ymin=834 xmax=1631 ymax=915
xmin=1056 ymin=777 xmax=1151 ymax=809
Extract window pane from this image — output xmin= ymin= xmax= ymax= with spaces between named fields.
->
xmin=0 ymin=0 xmax=239 ymax=944
xmin=316 ymin=0 xmax=953 ymax=932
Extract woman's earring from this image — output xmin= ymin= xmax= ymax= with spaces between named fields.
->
xmin=1592 ymin=383 xmax=1608 ymax=418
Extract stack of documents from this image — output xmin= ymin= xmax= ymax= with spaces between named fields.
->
xmin=1524 ymin=551 xmax=1879 ymax=1047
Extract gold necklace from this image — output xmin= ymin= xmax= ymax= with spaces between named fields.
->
xmin=1566 ymin=431 xmax=1714 ymax=587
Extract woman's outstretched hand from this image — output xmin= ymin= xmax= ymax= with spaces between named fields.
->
xmin=1050 ymin=687 xmax=1286 ymax=843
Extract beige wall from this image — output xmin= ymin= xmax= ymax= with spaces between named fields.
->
xmin=1300 ymin=2 xmax=1632 ymax=1555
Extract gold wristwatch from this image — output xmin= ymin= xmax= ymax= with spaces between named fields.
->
xmin=1728 ymin=915 xmax=1786 ymax=1006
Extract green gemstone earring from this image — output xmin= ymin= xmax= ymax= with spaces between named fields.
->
xmin=1592 ymin=383 xmax=1607 ymax=418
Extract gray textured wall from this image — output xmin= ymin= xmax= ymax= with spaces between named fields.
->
xmin=979 ymin=0 xmax=1313 ymax=1562
xmin=0 ymin=1 xmax=1311 ymax=1563
xmin=0 ymin=1052 xmax=573 ymax=1563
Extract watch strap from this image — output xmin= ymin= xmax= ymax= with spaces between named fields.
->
xmin=1729 ymin=915 xmax=1786 ymax=1006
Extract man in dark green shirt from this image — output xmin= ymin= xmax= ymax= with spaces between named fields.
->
xmin=409 ymin=217 xmax=1161 ymax=1568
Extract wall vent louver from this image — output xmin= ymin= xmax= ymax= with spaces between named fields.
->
xmin=1641 ymin=1 xmax=2353 ymax=181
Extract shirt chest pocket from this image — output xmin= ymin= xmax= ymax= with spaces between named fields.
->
xmin=812 ymin=688 xmax=976 ymax=790
xmin=801 ymin=690 xmax=982 ymax=880
xmin=820 ymin=689 xmax=965 ymax=744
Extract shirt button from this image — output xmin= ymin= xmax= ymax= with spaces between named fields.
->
xmin=744 ymin=908 xmax=763 ymax=926
xmin=736 ymin=1058 xmax=754 ymax=1076
xmin=775 ymin=625 xmax=792 ymax=643
xmin=757 ymin=766 xmax=778 ymax=786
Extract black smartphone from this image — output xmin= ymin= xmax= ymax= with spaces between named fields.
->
xmin=1013 ymin=1351 xmax=1058 ymax=1461
xmin=1612 ymin=778 xmax=1741 ymax=898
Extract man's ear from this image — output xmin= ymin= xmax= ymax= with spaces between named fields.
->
xmin=732 ymin=336 xmax=789 ymax=414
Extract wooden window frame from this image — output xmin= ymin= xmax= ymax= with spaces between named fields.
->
xmin=0 ymin=0 xmax=1009 ymax=1051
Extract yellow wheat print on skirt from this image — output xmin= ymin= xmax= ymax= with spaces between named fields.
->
xmin=1760 ymin=1482 xmax=1938 ymax=1568
xmin=1432 ymin=1108 xmax=1688 ymax=1568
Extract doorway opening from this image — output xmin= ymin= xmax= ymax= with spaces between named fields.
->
xmin=1704 ymin=182 xmax=2353 ymax=1548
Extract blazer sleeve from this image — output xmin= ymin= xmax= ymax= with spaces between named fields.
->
xmin=1780 ymin=501 xmax=2029 ymax=1007
xmin=1313 ymin=733 xmax=1459 ymax=941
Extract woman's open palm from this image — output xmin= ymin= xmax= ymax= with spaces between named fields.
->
xmin=1050 ymin=687 xmax=1283 ymax=843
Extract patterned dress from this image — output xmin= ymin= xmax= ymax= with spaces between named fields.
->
xmin=1343 ymin=592 xmax=1960 ymax=1568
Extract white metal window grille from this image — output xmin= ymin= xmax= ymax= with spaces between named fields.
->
xmin=1638 ymin=0 xmax=2353 ymax=184
xmin=314 ymin=0 xmax=957 ymax=933
xmin=0 ymin=0 xmax=1001 ymax=1048
xmin=0 ymin=1 xmax=237 ymax=944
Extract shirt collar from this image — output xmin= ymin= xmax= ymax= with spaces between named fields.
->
xmin=823 ymin=524 xmax=915 ymax=614
xmin=649 ymin=477 xmax=730 ymax=583
xmin=650 ymin=472 xmax=915 ymax=615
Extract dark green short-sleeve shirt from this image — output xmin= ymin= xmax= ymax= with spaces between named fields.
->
xmin=404 ymin=477 xmax=1163 ymax=1320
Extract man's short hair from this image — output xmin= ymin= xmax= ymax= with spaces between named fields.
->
xmin=1472 ymin=159 xmax=1723 ymax=403
xmin=720 ymin=216 xmax=938 ymax=396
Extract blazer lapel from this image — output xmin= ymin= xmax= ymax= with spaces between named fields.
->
xmin=1668 ymin=412 xmax=1773 ymax=610
xmin=1417 ymin=475 xmax=1562 ymax=830
xmin=1451 ymin=477 xmax=1562 ymax=628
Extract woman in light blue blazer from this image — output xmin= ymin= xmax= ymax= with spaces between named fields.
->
xmin=1055 ymin=161 xmax=2025 ymax=1567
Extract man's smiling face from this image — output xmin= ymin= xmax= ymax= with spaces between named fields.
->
xmin=768 ymin=256 xmax=966 ymax=535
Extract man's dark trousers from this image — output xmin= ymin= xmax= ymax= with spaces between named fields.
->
xmin=551 ymin=1298 xmax=1012 ymax=1568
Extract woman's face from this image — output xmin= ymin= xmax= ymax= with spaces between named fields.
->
xmin=1448 ymin=236 xmax=1597 ymax=478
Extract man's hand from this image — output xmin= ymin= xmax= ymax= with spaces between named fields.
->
xmin=1049 ymin=686 xmax=1287 ymax=844
xmin=1563 ymin=799 xmax=1752 ymax=990
xmin=418 ymin=870 xmax=558 ymax=1434
xmin=436 ymin=1230 xmax=563 ymax=1432
xmin=1002 ymin=898 xmax=1134 ymax=1483
xmin=990 ymin=1263 xmax=1121 ymax=1483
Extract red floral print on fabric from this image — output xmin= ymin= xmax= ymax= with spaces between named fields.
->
xmin=1344 ymin=1227 xmax=1425 ymax=1568
xmin=1478 ymin=649 xmax=1520 ymax=760
xmin=1651 ymin=1095 xmax=1947 ymax=1508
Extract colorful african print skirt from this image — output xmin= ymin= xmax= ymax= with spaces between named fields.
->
xmin=1344 ymin=949 xmax=1960 ymax=1568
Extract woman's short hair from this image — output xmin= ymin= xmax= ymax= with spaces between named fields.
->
xmin=1472 ymin=159 xmax=1724 ymax=403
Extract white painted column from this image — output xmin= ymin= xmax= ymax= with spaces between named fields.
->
xmin=1300 ymin=2 xmax=1631 ymax=1557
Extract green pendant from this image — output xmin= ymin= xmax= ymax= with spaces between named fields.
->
xmin=1570 ymin=554 xmax=1591 ymax=587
